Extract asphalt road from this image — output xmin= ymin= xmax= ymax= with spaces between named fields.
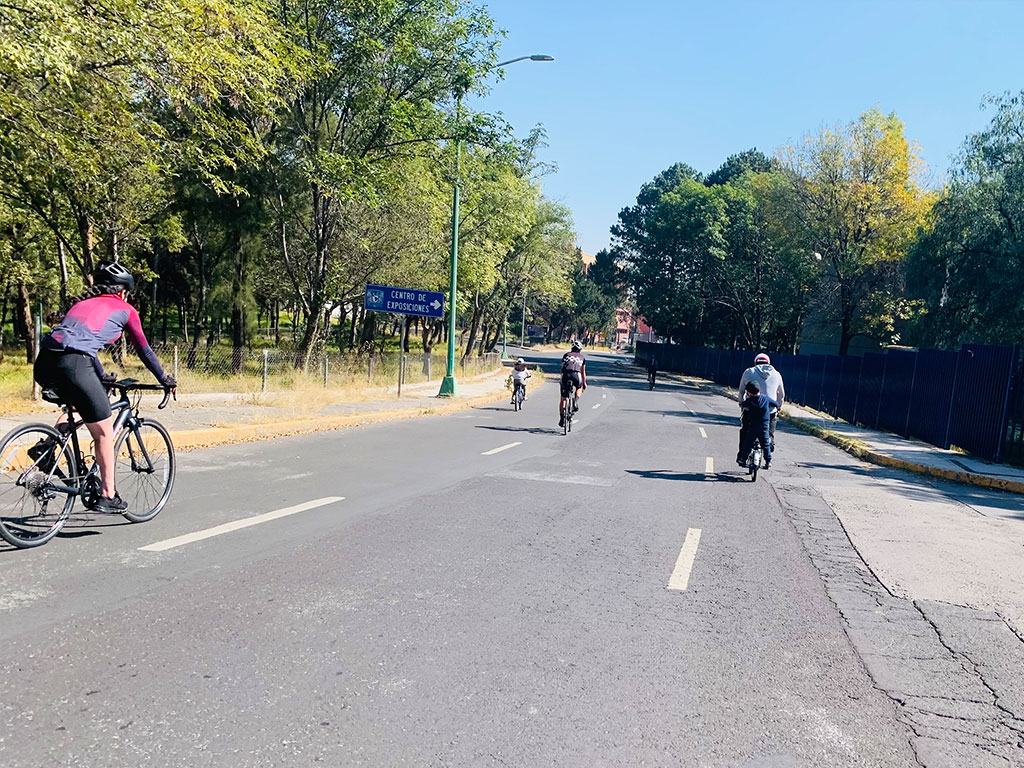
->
xmin=2 ymin=349 xmax=1021 ymax=767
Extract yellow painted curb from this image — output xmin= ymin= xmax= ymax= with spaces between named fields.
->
xmin=169 ymin=377 xmax=529 ymax=452
xmin=781 ymin=415 xmax=1024 ymax=495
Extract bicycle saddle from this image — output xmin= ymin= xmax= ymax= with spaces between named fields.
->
xmin=41 ymin=387 xmax=64 ymax=405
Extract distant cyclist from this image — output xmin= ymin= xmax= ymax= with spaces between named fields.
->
xmin=559 ymin=340 xmax=587 ymax=428
xmin=739 ymin=352 xmax=785 ymax=450
xmin=647 ymin=355 xmax=659 ymax=389
xmin=33 ymin=261 xmax=177 ymax=513
xmin=511 ymin=357 xmax=531 ymax=404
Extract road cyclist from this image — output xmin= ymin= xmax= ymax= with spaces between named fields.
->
xmin=647 ymin=355 xmax=659 ymax=390
xmin=738 ymin=353 xmax=785 ymax=452
xmin=511 ymin=357 xmax=531 ymax=410
xmin=29 ymin=260 xmax=177 ymax=514
xmin=559 ymin=340 xmax=587 ymax=430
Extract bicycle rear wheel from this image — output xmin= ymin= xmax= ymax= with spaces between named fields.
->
xmin=114 ymin=419 xmax=175 ymax=523
xmin=0 ymin=424 xmax=76 ymax=548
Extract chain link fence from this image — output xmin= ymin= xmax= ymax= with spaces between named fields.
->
xmin=1 ymin=335 xmax=502 ymax=410
xmin=109 ymin=343 xmax=502 ymax=396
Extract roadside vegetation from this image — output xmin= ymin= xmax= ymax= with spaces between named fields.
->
xmin=0 ymin=0 xmax=617 ymax=395
xmin=612 ymin=97 xmax=1024 ymax=354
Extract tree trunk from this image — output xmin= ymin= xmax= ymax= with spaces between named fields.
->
xmin=76 ymin=214 xmax=95 ymax=280
xmin=56 ymin=239 xmax=69 ymax=307
xmin=188 ymin=246 xmax=207 ymax=369
xmin=463 ymin=292 xmax=486 ymax=360
xmin=349 ymin=303 xmax=361 ymax=350
xmin=294 ymin=306 xmax=324 ymax=371
xmin=0 ymin=280 xmax=8 ymax=362
xmin=16 ymin=280 xmax=35 ymax=363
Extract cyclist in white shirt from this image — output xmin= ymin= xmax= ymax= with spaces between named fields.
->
xmin=511 ymin=358 xmax=531 ymax=404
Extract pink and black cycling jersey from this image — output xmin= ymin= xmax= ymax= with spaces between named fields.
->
xmin=42 ymin=294 xmax=166 ymax=379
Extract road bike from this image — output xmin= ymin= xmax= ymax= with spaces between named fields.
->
xmin=0 ymin=380 xmax=175 ymax=548
xmin=561 ymin=392 xmax=579 ymax=435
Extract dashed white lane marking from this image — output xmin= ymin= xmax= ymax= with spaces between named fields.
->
xmin=482 ymin=441 xmax=522 ymax=456
xmin=689 ymin=409 xmax=697 ymax=416
xmin=602 ymin=393 xmax=607 ymax=399
xmin=139 ymin=497 xmax=345 ymax=552
xmin=699 ymin=427 xmax=708 ymax=439
xmin=667 ymin=528 xmax=702 ymax=591
xmin=592 ymin=403 xmax=601 ymax=410
xmin=705 ymin=457 xmax=714 ymax=476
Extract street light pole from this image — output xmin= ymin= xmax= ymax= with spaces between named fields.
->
xmin=438 ymin=53 xmax=553 ymax=397
xmin=438 ymin=95 xmax=463 ymax=397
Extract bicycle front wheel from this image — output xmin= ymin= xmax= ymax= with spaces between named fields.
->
xmin=0 ymin=424 xmax=76 ymax=548
xmin=114 ymin=419 xmax=175 ymax=523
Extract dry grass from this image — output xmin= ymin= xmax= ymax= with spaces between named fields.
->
xmin=0 ymin=350 xmax=502 ymax=417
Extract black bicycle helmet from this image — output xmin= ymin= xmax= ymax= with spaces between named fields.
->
xmin=93 ymin=260 xmax=135 ymax=293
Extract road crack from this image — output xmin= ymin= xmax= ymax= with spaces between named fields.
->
xmin=772 ymin=482 xmax=1024 ymax=766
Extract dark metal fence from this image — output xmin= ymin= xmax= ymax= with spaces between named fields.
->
xmin=636 ymin=340 xmax=1024 ymax=465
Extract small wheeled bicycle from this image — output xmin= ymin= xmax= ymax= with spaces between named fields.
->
xmin=0 ymin=379 xmax=175 ymax=548
xmin=746 ymin=438 xmax=764 ymax=482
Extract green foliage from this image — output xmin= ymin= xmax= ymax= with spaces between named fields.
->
xmin=907 ymin=92 xmax=1024 ymax=347
xmin=0 ymin=0 xmax=574 ymax=369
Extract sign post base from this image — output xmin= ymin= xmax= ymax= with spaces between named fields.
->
xmin=438 ymin=375 xmax=458 ymax=397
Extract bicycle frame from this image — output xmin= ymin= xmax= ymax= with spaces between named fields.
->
xmin=25 ymin=389 xmax=154 ymax=499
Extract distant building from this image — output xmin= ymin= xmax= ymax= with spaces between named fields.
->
xmin=611 ymin=308 xmax=654 ymax=346
xmin=578 ymin=248 xmax=596 ymax=274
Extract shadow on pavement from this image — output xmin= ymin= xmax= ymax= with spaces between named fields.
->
xmin=475 ymin=425 xmax=562 ymax=436
xmin=626 ymin=469 xmax=751 ymax=483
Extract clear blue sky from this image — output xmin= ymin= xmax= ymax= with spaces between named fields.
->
xmin=471 ymin=0 xmax=1024 ymax=256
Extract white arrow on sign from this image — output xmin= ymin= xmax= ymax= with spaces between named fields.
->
xmin=431 ymin=300 xmax=441 ymax=310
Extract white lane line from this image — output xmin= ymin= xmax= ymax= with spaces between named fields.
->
xmin=139 ymin=497 xmax=345 ymax=552
xmin=667 ymin=528 xmax=702 ymax=591
xmin=705 ymin=456 xmax=714 ymax=476
xmin=482 ymin=442 xmax=522 ymax=456
xmin=592 ymin=403 xmax=601 ymax=410
xmin=689 ymin=408 xmax=696 ymax=416
xmin=602 ymin=393 xmax=607 ymax=399
xmin=699 ymin=427 xmax=708 ymax=439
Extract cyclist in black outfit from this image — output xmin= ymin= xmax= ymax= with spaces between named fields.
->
xmin=559 ymin=340 xmax=587 ymax=428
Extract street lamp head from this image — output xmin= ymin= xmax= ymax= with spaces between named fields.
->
xmin=530 ymin=54 xmax=555 ymax=61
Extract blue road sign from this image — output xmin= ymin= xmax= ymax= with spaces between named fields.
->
xmin=364 ymin=284 xmax=445 ymax=319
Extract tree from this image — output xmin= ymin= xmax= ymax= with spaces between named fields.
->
xmin=907 ymin=92 xmax=1024 ymax=347
xmin=270 ymin=0 xmax=501 ymax=369
xmin=613 ymin=174 xmax=728 ymax=343
xmin=779 ymin=109 xmax=932 ymax=354
xmin=0 ymin=0 xmax=296 ymax=282
xmin=705 ymin=148 xmax=776 ymax=187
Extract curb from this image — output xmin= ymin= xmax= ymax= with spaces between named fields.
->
xmin=779 ymin=414 xmax=1024 ymax=495
xmin=656 ymin=367 xmax=1024 ymax=496
xmin=168 ymin=373 xmax=521 ymax=452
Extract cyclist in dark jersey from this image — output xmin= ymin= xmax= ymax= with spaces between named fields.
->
xmin=33 ymin=261 xmax=176 ymax=513
xmin=559 ymin=340 xmax=587 ymax=427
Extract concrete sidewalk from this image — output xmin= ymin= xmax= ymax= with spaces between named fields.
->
xmin=0 ymin=368 xmax=525 ymax=451
xmin=655 ymin=366 xmax=1024 ymax=494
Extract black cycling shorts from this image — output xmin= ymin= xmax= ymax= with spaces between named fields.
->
xmin=33 ymin=348 xmax=111 ymax=423
xmin=560 ymin=371 xmax=582 ymax=398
